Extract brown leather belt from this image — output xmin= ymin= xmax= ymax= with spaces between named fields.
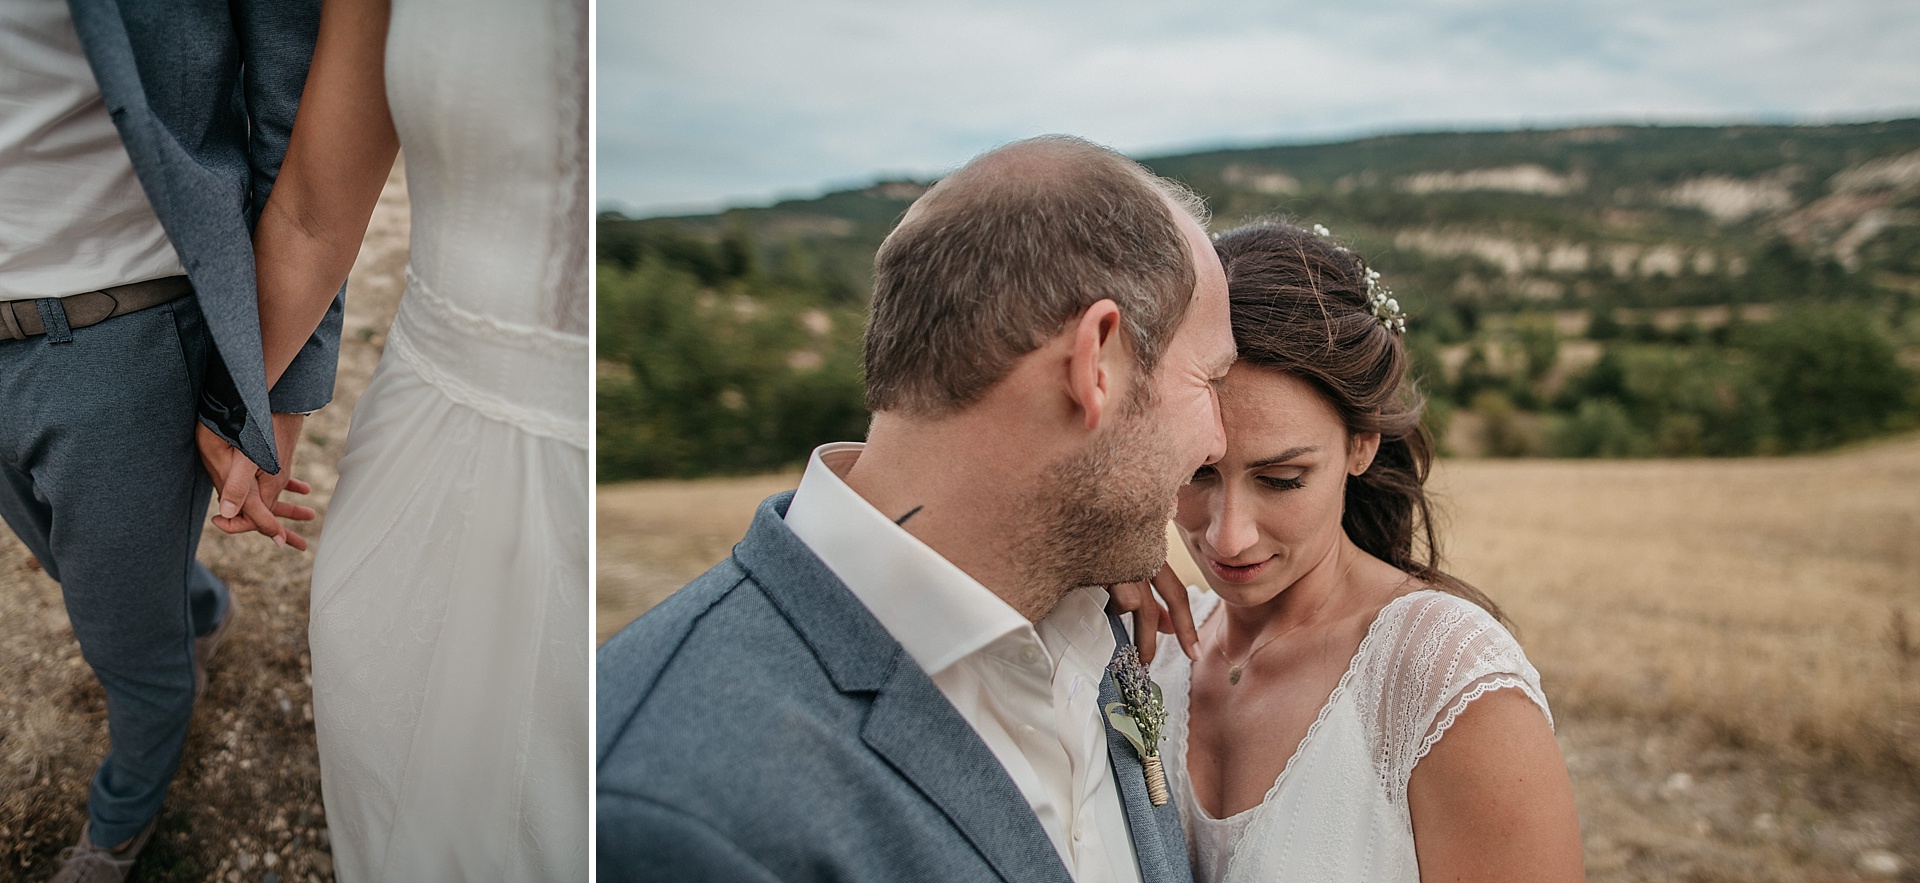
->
xmin=0 ymin=276 xmax=193 ymax=341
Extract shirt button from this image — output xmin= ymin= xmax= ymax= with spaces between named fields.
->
xmin=1020 ymin=647 xmax=1041 ymax=664
xmin=1020 ymin=723 xmax=1037 ymax=736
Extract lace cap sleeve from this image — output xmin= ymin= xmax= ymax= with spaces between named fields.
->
xmin=1359 ymin=592 xmax=1552 ymax=800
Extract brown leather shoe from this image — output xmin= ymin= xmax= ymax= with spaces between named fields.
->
xmin=193 ymin=597 xmax=238 ymax=699
xmin=49 ymin=816 xmax=158 ymax=883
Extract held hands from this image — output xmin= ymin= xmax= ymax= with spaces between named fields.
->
xmin=1106 ymin=562 xmax=1200 ymax=665
xmin=194 ymin=412 xmax=316 ymax=550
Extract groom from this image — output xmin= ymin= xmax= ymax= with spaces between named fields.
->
xmin=598 ymin=135 xmax=1235 ymax=881
xmin=0 ymin=1 xmax=336 ymax=878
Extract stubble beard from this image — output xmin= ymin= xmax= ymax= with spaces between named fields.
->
xmin=1015 ymin=394 xmax=1182 ymax=618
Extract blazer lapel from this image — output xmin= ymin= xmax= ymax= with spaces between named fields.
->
xmin=1102 ymin=618 xmax=1195 ymax=883
xmin=735 ymin=493 xmax=1072 ymax=883
xmin=862 ymin=665 xmax=1074 ymax=883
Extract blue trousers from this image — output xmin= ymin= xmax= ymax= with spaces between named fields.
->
xmin=0 ymin=293 xmax=231 ymax=848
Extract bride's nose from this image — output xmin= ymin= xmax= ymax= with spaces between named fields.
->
xmin=1204 ymin=483 xmax=1259 ymax=560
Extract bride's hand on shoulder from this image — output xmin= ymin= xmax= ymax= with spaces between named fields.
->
xmin=1407 ymin=688 xmax=1586 ymax=882
xmin=1105 ymin=561 xmax=1199 ymax=664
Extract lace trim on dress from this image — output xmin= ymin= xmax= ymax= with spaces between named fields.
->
xmin=541 ymin=0 xmax=588 ymax=335
xmin=406 ymin=267 xmax=587 ymax=350
xmin=1253 ymin=591 xmax=1419 ymax=810
xmin=1164 ymin=589 xmax=1433 ymax=883
xmin=392 ymin=267 xmax=587 ymax=446
xmin=1415 ymin=674 xmax=1551 ymax=769
xmin=387 ymin=302 xmax=588 ymax=450
xmin=1362 ymin=591 xmax=1552 ymax=802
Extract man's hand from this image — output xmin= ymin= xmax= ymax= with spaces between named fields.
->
xmin=194 ymin=413 xmax=315 ymax=550
xmin=1106 ymin=562 xmax=1199 ymax=665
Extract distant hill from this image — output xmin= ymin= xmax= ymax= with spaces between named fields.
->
xmin=598 ymin=121 xmax=1920 ymax=478
xmin=602 ymin=120 xmax=1920 ymax=314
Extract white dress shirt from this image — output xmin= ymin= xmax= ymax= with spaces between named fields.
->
xmin=785 ymin=442 xmax=1146 ymax=883
xmin=0 ymin=2 xmax=183 ymax=300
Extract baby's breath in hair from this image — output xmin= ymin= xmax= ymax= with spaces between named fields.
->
xmin=1365 ymin=268 xmax=1406 ymax=334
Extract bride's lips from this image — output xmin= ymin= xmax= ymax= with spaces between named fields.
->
xmin=1206 ymin=556 xmax=1273 ymax=584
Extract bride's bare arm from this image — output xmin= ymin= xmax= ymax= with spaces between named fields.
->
xmin=201 ymin=0 xmax=398 ymax=544
xmin=254 ymin=0 xmax=399 ymax=387
xmin=1407 ymin=688 xmax=1586 ymax=882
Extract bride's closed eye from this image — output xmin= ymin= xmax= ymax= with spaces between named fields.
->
xmin=1256 ymin=473 xmax=1304 ymax=490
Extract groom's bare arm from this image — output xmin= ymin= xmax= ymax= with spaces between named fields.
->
xmin=253 ymin=0 xmax=399 ymax=389
xmin=1407 ymin=688 xmax=1586 ymax=882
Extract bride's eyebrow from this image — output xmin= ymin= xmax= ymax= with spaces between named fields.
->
xmin=1246 ymin=446 xmax=1319 ymax=468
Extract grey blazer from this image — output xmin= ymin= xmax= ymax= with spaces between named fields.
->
xmin=597 ymin=492 xmax=1195 ymax=883
xmin=67 ymin=0 xmax=339 ymax=473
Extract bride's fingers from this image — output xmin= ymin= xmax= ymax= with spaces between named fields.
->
xmin=1152 ymin=562 xmax=1200 ymax=662
xmin=270 ymin=500 xmax=318 ymax=522
xmin=1132 ymin=582 xmax=1163 ymax=665
xmin=1104 ymin=579 xmax=1162 ymax=663
xmin=284 ymin=477 xmax=313 ymax=496
xmin=235 ymin=483 xmax=290 ymax=548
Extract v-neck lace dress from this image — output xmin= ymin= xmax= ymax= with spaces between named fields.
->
xmin=1154 ymin=589 xmax=1552 ymax=883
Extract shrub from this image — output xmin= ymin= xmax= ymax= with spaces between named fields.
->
xmin=1738 ymin=309 xmax=1913 ymax=451
xmin=597 ymin=259 xmax=871 ymax=480
xmin=1552 ymin=399 xmax=1651 ymax=457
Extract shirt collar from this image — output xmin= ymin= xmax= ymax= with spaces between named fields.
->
xmin=784 ymin=442 xmax=1033 ymax=677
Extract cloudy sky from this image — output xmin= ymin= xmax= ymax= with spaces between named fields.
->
xmin=600 ymin=0 xmax=1920 ymax=217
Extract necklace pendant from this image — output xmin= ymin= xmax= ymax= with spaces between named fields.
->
xmin=1228 ymin=665 xmax=1243 ymax=685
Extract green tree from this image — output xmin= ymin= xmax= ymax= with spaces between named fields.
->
xmin=1739 ymin=309 xmax=1913 ymax=451
xmin=1515 ymin=313 xmax=1561 ymax=382
xmin=596 ymin=256 xmax=872 ymax=480
xmin=1551 ymin=399 xmax=1651 ymax=457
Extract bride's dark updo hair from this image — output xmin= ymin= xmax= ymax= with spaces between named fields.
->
xmin=1212 ymin=221 xmax=1505 ymax=624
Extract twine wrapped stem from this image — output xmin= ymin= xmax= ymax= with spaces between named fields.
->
xmin=1143 ymin=754 xmax=1169 ymax=806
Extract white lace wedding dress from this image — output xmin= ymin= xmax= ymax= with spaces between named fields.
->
xmin=1154 ymin=589 xmax=1551 ymax=883
xmin=306 ymin=0 xmax=588 ymax=879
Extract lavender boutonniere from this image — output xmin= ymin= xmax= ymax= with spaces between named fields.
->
xmin=1105 ymin=644 xmax=1170 ymax=806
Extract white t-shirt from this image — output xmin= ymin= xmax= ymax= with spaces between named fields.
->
xmin=0 ymin=1 xmax=184 ymax=301
xmin=785 ymin=441 xmax=1146 ymax=883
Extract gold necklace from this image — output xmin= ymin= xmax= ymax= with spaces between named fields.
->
xmin=1212 ymin=618 xmax=1291 ymax=685
xmin=1213 ymin=583 xmax=1336 ymax=687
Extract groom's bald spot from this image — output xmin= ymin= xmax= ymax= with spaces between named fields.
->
xmin=864 ymin=135 xmax=1208 ymax=416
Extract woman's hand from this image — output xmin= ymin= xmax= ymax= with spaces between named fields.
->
xmin=1106 ymin=561 xmax=1200 ymax=664
xmin=194 ymin=418 xmax=316 ymax=550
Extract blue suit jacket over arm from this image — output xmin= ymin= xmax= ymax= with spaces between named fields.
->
xmin=66 ymin=0 xmax=339 ymax=473
xmin=597 ymin=491 xmax=1194 ymax=883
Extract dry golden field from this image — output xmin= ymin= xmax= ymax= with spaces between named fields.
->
xmin=0 ymin=161 xmax=409 ymax=883
xmin=597 ymin=437 xmax=1920 ymax=881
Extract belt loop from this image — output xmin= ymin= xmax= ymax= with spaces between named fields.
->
xmin=35 ymin=297 xmax=73 ymax=345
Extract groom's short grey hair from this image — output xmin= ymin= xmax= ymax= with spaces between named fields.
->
xmin=862 ymin=135 xmax=1209 ymax=415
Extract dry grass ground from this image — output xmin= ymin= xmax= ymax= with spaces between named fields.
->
xmin=0 ymin=161 xmax=409 ymax=883
xmin=596 ymin=436 xmax=1920 ymax=881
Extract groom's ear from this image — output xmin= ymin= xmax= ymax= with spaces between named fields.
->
xmin=1064 ymin=299 xmax=1125 ymax=432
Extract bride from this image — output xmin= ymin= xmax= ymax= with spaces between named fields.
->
xmin=1125 ymin=221 xmax=1583 ymax=882
xmin=198 ymin=0 xmax=586 ymax=877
